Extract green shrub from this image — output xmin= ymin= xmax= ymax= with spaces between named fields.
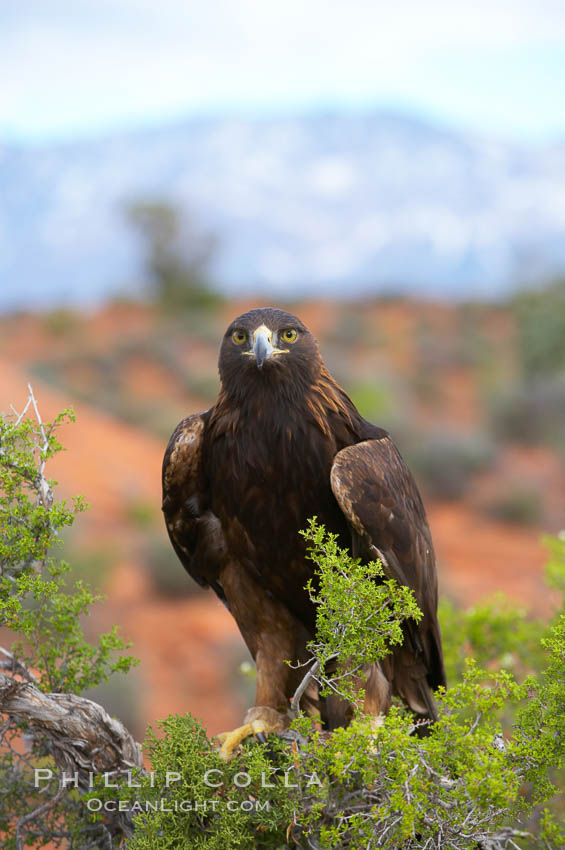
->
xmin=406 ymin=431 xmax=495 ymax=499
xmin=59 ymin=538 xmax=116 ymax=590
xmin=41 ymin=307 xmax=81 ymax=337
xmin=0 ymin=402 xmax=135 ymax=694
xmin=125 ymin=199 xmax=223 ymax=314
xmin=454 ymin=303 xmax=495 ymax=367
xmin=512 ymin=277 xmax=565 ymax=379
xmin=349 ymin=380 xmax=394 ymax=425
xmin=490 ymin=376 xmax=565 ymax=451
xmin=300 ymin=519 xmax=422 ymax=704
xmin=0 ymin=391 xmax=137 ymax=848
xmin=482 ymin=487 xmax=543 ymax=526
xmin=125 ymin=498 xmax=159 ymax=529
xmin=488 ymin=278 xmax=565 ymax=453
xmin=414 ymin=316 xmax=453 ymax=369
xmin=117 ymin=523 xmax=565 ymax=849
xmin=184 ymin=372 xmax=221 ymax=403
xmin=121 ymin=714 xmax=295 ymax=850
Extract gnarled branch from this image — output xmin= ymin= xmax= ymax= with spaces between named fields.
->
xmin=0 ymin=672 xmax=142 ymax=778
xmin=0 ymin=670 xmax=143 ymax=843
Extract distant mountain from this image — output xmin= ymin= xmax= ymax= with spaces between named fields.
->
xmin=1 ymin=111 xmax=565 ymax=310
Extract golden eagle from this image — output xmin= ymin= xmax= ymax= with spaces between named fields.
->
xmin=162 ymin=307 xmax=445 ymax=757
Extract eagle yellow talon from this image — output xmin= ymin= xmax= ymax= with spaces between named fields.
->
xmin=216 ymin=709 xmax=288 ymax=760
xmin=367 ymin=714 xmax=386 ymax=753
xmin=371 ymin=714 xmax=385 ymax=732
xmin=217 ymin=722 xmax=255 ymax=761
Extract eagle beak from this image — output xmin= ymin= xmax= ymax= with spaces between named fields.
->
xmin=252 ymin=326 xmax=274 ymax=370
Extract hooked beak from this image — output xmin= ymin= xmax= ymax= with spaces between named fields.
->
xmin=241 ymin=323 xmax=289 ymax=369
xmin=253 ymin=326 xmax=274 ymax=370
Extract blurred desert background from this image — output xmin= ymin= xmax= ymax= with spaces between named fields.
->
xmin=1 ymin=1 xmax=565 ymax=744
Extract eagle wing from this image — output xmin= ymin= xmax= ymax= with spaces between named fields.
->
xmin=161 ymin=413 xmax=226 ymax=596
xmin=330 ymin=436 xmax=446 ymax=708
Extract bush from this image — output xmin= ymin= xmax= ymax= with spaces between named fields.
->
xmin=512 ymin=277 xmax=565 ymax=380
xmin=125 ymin=199 xmax=223 ymax=313
xmin=490 ymin=376 xmax=565 ymax=451
xmin=482 ymin=487 xmax=543 ymax=526
xmin=114 ymin=523 xmax=565 ymax=849
xmin=406 ymin=431 xmax=495 ymax=499
xmin=59 ymin=538 xmax=116 ymax=589
xmin=454 ymin=303 xmax=495 ymax=367
xmin=348 ymin=380 xmax=394 ymax=425
xmin=488 ymin=278 xmax=565 ymax=453
xmin=0 ymin=390 xmax=138 ymax=848
xmin=41 ymin=307 xmax=81 ymax=337
xmin=125 ymin=497 xmax=159 ymax=529
xmin=121 ymin=715 xmax=295 ymax=850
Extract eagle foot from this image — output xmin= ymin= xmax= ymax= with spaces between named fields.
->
xmin=370 ymin=714 xmax=385 ymax=732
xmin=216 ymin=707 xmax=288 ymax=761
xmin=216 ymin=722 xmax=254 ymax=762
xmin=367 ymin=714 xmax=386 ymax=753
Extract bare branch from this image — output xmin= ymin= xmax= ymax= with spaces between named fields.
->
xmin=290 ymin=659 xmax=321 ymax=718
xmin=289 ymin=651 xmax=340 ymax=718
xmin=27 ymin=383 xmax=53 ymax=507
xmin=0 ymin=673 xmax=142 ymax=779
xmin=0 ymin=647 xmax=39 ymax=685
xmin=16 ymin=784 xmax=67 ymax=850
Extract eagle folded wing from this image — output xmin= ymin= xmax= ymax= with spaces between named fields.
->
xmin=162 ymin=413 xmax=226 ymax=592
xmin=330 ymin=437 xmax=446 ymax=694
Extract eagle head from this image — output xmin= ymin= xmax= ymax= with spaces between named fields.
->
xmin=218 ymin=307 xmax=321 ymax=397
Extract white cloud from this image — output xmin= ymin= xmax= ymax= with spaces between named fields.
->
xmin=1 ymin=1 xmax=565 ymax=140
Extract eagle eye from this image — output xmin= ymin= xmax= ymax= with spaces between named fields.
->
xmin=281 ymin=329 xmax=297 ymax=344
xmin=232 ymin=330 xmax=247 ymax=345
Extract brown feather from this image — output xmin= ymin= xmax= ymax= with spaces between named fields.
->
xmin=162 ymin=413 xmax=227 ymax=594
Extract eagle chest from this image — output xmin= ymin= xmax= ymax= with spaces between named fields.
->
xmin=205 ymin=418 xmax=342 ymax=579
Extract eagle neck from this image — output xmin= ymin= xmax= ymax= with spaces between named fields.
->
xmin=209 ymin=363 xmax=363 ymax=443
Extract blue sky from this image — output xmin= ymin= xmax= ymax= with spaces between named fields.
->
xmin=2 ymin=0 xmax=565 ymax=144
